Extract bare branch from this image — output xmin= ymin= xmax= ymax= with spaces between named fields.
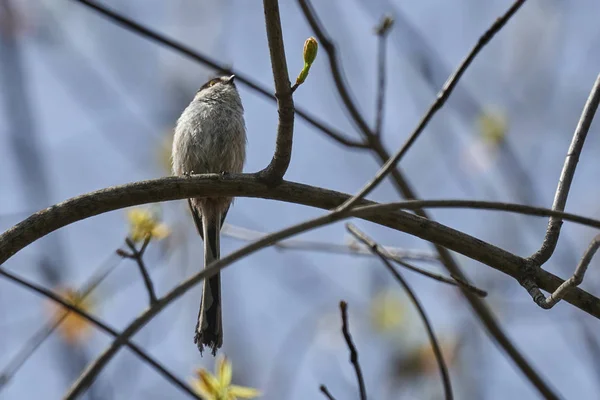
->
xmin=319 ymin=385 xmax=337 ymax=400
xmin=374 ymin=15 xmax=393 ymax=137
xmin=0 ymin=254 xmax=122 ymax=390
xmin=123 ymin=237 xmax=158 ymax=305
xmin=62 ymin=197 xmax=583 ymax=397
xmin=71 ymin=0 xmax=367 ymax=150
xmin=258 ymin=0 xmax=295 ymax=183
xmin=530 ymin=74 xmax=600 ymax=265
xmin=2 ymin=176 xmax=600 ymax=317
xmin=0 ymin=268 xmax=200 ymax=399
xmin=225 ymin=221 xmax=481 ymax=294
xmin=338 ymin=301 xmax=367 ymax=400
xmin=531 ymin=235 xmax=600 ymax=309
xmin=222 ymin=223 xmax=440 ymax=263
xmin=335 ymin=0 xmax=528 ymax=211
xmin=391 ymin=254 xmax=487 ymax=297
xmin=347 ymin=224 xmax=453 ymax=400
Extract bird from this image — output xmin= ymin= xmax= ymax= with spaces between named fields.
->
xmin=172 ymin=75 xmax=246 ymax=355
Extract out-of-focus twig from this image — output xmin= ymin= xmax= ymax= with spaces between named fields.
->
xmin=319 ymin=384 xmax=338 ymax=400
xmin=339 ymin=301 xmax=367 ymax=400
xmin=347 ymin=223 xmax=453 ymax=400
xmin=0 ymin=253 xmax=122 ymax=390
xmin=0 ymin=268 xmax=200 ymax=399
xmin=374 ymin=15 xmax=394 ymax=137
xmin=222 ymin=223 xmax=439 ymax=263
xmin=324 ymin=0 xmax=529 ymax=211
xmin=71 ymin=0 xmax=367 ymax=149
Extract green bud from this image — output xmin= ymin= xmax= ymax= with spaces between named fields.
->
xmin=303 ymin=37 xmax=318 ymax=66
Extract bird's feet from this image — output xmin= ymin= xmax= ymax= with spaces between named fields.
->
xmin=183 ymin=170 xmax=195 ymax=178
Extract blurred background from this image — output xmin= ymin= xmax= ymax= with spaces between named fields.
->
xmin=1 ymin=0 xmax=600 ymax=399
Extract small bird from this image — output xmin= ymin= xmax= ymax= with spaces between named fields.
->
xmin=172 ymin=75 xmax=246 ymax=355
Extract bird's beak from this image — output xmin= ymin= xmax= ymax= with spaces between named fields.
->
xmin=226 ymin=74 xmax=236 ymax=84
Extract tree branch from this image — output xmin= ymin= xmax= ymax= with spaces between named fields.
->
xmin=319 ymin=384 xmax=337 ymax=400
xmin=374 ymin=16 xmax=393 ymax=137
xmin=259 ymin=0 xmax=295 ymax=183
xmin=0 ymin=268 xmax=200 ymax=399
xmin=338 ymin=301 xmax=367 ymax=400
xmin=2 ymin=176 xmax=600 ymax=316
xmin=222 ymin=223 xmax=440 ymax=263
xmin=333 ymin=0 xmax=527 ymax=210
xmin=120 ymin=237 xmax=158 ymax=305
xmin=59 ymin=198 xmax=585 ymax=397
xmin=530 ymin=73 xmax=600 ymax=265
xmin=71 ymin=0 xmax=367 ymax=149
xmin=533 ymin=235 xmax=600 ymax=309
xmin=346 ymin=223 xmax=453 ymax=400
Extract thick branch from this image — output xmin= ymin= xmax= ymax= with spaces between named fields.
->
xmin=530 ymin=73 xmax=600 ymax=265
xmin=259 ymin=0 xmax=295 ymax=183
xmin=347 ymin=224 xmax=453 ymax=400
xmin=1 ymin=176 xmax=600 ymax=317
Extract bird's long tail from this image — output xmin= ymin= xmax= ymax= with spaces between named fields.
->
xmin=195 ymin=211 xmax=223 ymax=356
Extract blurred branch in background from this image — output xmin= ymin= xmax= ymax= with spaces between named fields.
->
xmin=222 ymin=223 xmax=439 ymax=263
xmin=0 ymin=267 xmax=201 ymax=399
xmin=347 ymin=224 xmax=452 ymax=400
xmin=0 ymin=253 xmax=122 ymax=391
xmin=337 ymin=301 xmax=367 ymax=400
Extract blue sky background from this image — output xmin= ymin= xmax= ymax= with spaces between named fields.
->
xmin=1 ymin=0 xmax=600 ymax=399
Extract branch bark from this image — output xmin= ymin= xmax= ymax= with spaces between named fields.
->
xmin=61 ymin=196 xmax=573 ymax=397
xmin=259 ymin=0 xmax=295 ymax=183
xmin=530 ymin=73 xmax=600 ymax=265
xmin=2 ymin=176 xmax=600 ymax=318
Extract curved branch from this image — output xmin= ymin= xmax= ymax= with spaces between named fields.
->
xmin=1 ymin=175 xmax=600 ymax=316
xmin=63 ymin=196 xmax=579 ymax=398
xmin=259 ymin=0 xmax=295 ymax=183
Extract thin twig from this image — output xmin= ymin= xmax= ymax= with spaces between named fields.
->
xmin=0 ymin=268 xmax=201 ymax=399
xmin=71 ymin=0 xmax=367 ymax=149
xmin=122 ymin=236 xmax=157 ymax=305
xmin=346 ymin=223 xmax=453 ymax=400
xmin=0 ymin=254 xmax=122 ymax=390
xmin=530 ymin=73 xmax=600 ymax=265
xmin=319 ymin=384 xmax=338 ymax=400
xmin=222 ymin=223 xmax=440 ymax=263
xmin=338 ymin=301 xmax=367 ymax=400
xmin=374 ymin=15 xmax=393 ymax=137
xmin=334 ymin=0 xmax=527 ymax=211
xmin=392 ymin=256 xmax=487 ymax=297
xmin=225 ymin=222 xmax=481 ymax=294
xmin=259 ymin=0 xmax=295 ymax=184
xmin=531 ymin=235 xmax=600 ymax=309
